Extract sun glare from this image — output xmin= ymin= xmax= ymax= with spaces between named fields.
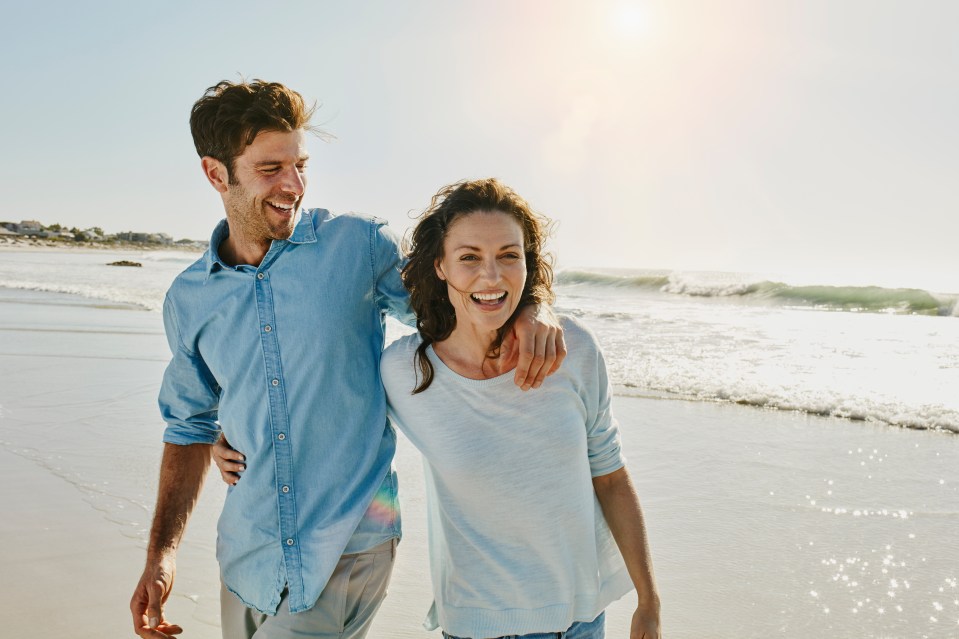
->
xmin=610 ymin=3 xmax=646 ymax=38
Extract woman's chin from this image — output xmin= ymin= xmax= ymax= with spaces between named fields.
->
xmin=455 ymin=305 xmax=519 ymax=336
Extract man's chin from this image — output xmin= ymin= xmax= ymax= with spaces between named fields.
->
xmin=268 ymin=221 xmax=297 ymax=241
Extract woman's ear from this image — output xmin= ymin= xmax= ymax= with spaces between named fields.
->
xmin=434 ymin=259 xmax=446 ymax=281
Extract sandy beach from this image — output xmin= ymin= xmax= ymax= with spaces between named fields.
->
xmin=1 ymin=286 xmax=957 ymax=639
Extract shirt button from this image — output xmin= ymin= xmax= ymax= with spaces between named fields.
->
xmin=277 ymin=433 xmax=286 ymax=441
xmin=271 ymin=379 xmax=279 ymax=386
xmin=281 ymin=485 xmax=290 ymax=493
xmin=264 ymin=325 xmax=272 ymax=333
xmin=257 ymin=272 xmax=265 ymax=280
xmin=286 ymin=538 xmax=295 ymax=546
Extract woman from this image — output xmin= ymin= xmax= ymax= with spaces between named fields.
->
xmin=216 ymin=178 xmax=661 ymax=639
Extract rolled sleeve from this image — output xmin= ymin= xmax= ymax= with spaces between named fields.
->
xmin=158 ymin=295 xmax=220 ymax=445
xmin=371 ymin=218 xmax=415 ymax=327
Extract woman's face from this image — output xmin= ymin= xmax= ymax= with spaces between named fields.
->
xmin=435 ymin=210 xmax=527 ymax=337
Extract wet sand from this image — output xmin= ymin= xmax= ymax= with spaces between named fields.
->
xmin=0 ymin=287 xmax=956 ymax=638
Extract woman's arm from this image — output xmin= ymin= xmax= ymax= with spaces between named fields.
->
xmin=593 ymin=466 xmax=661 ymax=639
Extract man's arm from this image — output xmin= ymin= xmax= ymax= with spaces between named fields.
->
xmin=593 ymin=467 xmax=661 ymax=639
xmin=130 ymin=442 xmax=212 ymax=638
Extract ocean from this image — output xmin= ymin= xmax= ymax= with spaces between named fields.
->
xmin=1 ymin=246 xmax=956 ymax=434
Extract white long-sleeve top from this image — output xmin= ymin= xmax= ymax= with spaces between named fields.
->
xmin=380 ymin=316 xmax=634 ymax=638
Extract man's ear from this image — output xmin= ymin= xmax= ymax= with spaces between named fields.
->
xmin=201 ymin=156 xmax=230 ymax=194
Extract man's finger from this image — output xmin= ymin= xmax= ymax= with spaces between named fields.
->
xmin=136 ymin=623 xmax=182 ymax=639
xmin=135 ymin=609 xmax=179 ymax=639
xmin=514 ymin=341 xmax=540 ymax=390
xmin=546 ymin=329 xmax=567 ymax=376
xmin=146 ymin=579 xmax=167 ymax=629
xmin=520 ymin=331 xmax=547 ymax=391
xmin=529 ymin=327 xmax=558 ymax=389
xmin=131 ymin=585 xmax=149 ymax=634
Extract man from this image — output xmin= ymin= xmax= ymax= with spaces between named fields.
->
xmin=130 ymin=79 xmax=564 ymax=639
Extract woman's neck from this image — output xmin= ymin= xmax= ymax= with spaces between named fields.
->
xmin=432 ymin=324 xmax=517 ymax=380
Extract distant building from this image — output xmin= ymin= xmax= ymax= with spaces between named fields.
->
xmin=37 ymin=230 xmax=74 ymax=239
xmin=0 ymin=226 xmax=18 ymax=237
xmin=115 ymin=231 xmax=174 ymax=245
xmin=18 ymin=220 xmax=42 ymax=236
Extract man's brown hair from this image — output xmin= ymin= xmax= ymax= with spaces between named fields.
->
xmin=190 ymin=79 xmax=317 ymax=182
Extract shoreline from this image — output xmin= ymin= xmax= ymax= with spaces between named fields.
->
xmin=1 ymin=278 xmax=956 ymax=436
xmin=0 ymin=237 xmax=206 ymax=252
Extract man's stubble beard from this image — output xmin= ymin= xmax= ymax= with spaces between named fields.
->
xmin=226 ymin=183 xmax=298 ymax=243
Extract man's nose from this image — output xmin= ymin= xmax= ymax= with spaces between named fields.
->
xmin=281 ymin=167 xmax=306 ymax=196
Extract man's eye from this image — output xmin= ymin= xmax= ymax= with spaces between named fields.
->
xmin=262 ymin=167 xmax=280 ymax=174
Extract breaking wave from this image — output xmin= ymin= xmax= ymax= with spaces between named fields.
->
xmin=556 ymin=270 xmax=958 ymax=316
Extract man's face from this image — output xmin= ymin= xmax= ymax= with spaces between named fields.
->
xmin=223 ymin=129 xmax=309 ymax=242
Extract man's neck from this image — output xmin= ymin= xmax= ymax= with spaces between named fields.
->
xmin=218 ymin=234 xmax=271 ymax=268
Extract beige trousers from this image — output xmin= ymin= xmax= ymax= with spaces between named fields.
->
xmin=220 ymin=538 xmax=396 ymax=639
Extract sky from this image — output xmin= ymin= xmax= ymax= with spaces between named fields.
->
xmin=2 ymin=0 xmax=957 ymax=289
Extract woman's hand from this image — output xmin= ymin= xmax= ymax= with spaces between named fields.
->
xmin=212 ymin=434 xmax=245 ymax=485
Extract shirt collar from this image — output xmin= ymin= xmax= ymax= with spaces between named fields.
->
xmin=204 ymin=218 xmax=231 ymax=276
xmin=204 ymin=210 xmax=316 ymax=278
xmin=286 ymin=209 xmax=317 ymax=245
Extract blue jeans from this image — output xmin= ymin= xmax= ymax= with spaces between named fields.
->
xmin=442 ymin=611 xmax=605 ymax=639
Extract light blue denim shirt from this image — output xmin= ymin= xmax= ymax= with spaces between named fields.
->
xmin=159 ymin=209 xmax=414 ymax=615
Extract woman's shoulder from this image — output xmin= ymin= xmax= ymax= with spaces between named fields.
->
xmin=557 ymin=313 xmax=600 ymax=350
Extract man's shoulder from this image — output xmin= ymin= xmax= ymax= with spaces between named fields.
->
xmin=306 ymin=208 xmax=385 ymax=233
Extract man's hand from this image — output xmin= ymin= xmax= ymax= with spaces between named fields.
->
xmin=130 ymin=554 xmax=182 ymax=638
xmin=630 ymin=604 xmax=661 ymax=639
xmin=212 ymin=434 xmax=245 ymax=485
xmin=509 ymin=304 xmax=566 ymax=390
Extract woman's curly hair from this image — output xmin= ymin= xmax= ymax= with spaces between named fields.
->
xmin=402 ymin=178 xmax=555 ymax=394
